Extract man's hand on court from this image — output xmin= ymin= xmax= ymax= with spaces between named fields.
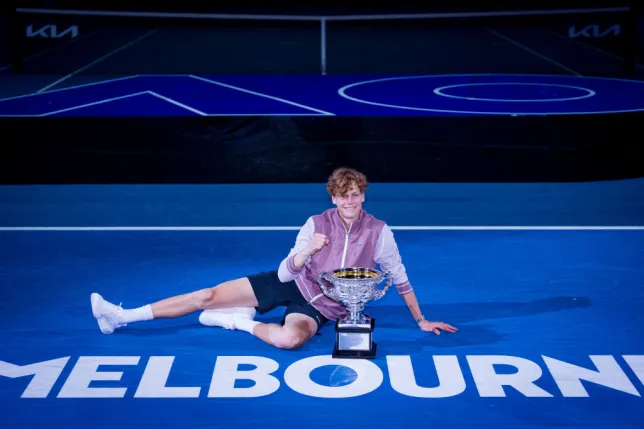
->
xmin=306 ymin=233 xmax=329 ymax=256
xmin=419 ymin=320 xmax=458 ymax=335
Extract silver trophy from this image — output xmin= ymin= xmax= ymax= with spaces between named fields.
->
xmin=317 ymin=267 xmax=392 ymax=359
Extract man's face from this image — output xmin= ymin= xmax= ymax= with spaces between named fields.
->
xmin=332 ymin=183 xmax=365 ymax=222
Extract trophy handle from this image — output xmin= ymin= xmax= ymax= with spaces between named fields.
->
xmin=372 ymin=271 xmax=393 ymax=301
xmin=317 ymin=271 xmax=340 ymax=301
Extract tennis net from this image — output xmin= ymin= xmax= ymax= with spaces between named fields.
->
xmin=10 ymin=5 xmax=637 ymax=76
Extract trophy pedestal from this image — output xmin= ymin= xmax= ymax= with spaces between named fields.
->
xmin=332 ymin=317 xmax=377 ymax=359
xmin=317 ymin=267 xmax=393 ymax=360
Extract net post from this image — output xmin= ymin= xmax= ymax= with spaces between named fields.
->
xmin=11 ymin=7 xmax=23 ymax=74
xmin=320 ymin=17 xmax=327 ymax=75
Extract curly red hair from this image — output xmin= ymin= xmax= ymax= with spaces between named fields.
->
xmin=326 ymin=167 xmax=369 ymax=197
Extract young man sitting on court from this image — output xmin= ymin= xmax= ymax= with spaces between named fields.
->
xmin=90 ymin=167 xmax=457 ymax=349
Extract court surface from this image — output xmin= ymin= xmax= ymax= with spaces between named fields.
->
xmin=1 ymin=179 xmax=643 ymax=429
xmin=2 ymin=5 xmax=644 ymax=116
xmin=1 ymin=73 xmax=644 ymax=117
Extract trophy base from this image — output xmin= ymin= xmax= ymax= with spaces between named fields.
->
xmin=332 ymin=342 xmax=377 ymax=359
xmin=332 ymin=317 xmax=377 ymax=359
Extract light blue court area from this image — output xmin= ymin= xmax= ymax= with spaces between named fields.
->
xmin=2 ymin=74 xmax=644 ymax=116
xmin=1 ymin=180 xmax=644 ymax=429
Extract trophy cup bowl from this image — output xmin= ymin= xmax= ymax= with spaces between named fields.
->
xmin=317 ymin=267 xmax=392 ymax=359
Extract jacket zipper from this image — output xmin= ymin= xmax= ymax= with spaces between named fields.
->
xmin=340 ymin=222 xmax=352 ymax=268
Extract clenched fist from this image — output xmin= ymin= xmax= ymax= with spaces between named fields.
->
xmin=305 ymin=233 xmax=329 ymax=256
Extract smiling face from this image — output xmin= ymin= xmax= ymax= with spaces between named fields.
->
xmin=326 ymin=167 xmax=369 ymax=227
xmin=332 ymin=183 xmax=365 ymax=225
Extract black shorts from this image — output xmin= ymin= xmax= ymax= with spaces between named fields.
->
xmin=247 ymin=270 xmax=328 ymax=332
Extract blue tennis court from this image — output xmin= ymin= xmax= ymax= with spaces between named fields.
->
xmin=2 ymin=4 xmax=644 ymax=108
xmin=1 ymin=4 xmax=644 ymax=429
xmin=1 ymin=180 xmax=644 ymax=429
xmin=2 ymin=73 xmax=644 ymax=116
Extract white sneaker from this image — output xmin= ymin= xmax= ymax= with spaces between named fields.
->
xmin=91 ymin=293 xmax=127 ymax=334
xmin=198 ymin=307 xmax=256 ymax=330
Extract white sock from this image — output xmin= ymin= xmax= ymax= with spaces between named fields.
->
xmin=234 ymin=317 xmax=260 ymax=335
xmin=121 ymin=305 xmax=154 ymax=323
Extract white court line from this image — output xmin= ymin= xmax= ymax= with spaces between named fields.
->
xmin=39 ymin=91 xmax=149 ymax=116
xmin=486 ymin=28 xmax=582 ymax=76
xmin=433 ymin=82 xmax=595 ymax=102
xmin=0 ymin=114 xmax=46 ymax=117
xmin=0 ymin=226 xmax=642 ymax=231
xmin=189 ymin=75 xmax=335 ymax=116
xmin=0 ymin=75 xmax=140 ymax=103
xmin=203 ymin=113 xmax=335 ymax=116
xmin=15 ymin=8 xmax=322 ymax=21
xmin=337 ymin=73 xmax=644 ymax=115
xmin=324 ymin=7 xmax=631 ymax=21
xmin=0 ymin=74 xmax=331 ymax=116
xmin=147 ymin=91 xmax=206 ymax=115
xmin=389 ymin=226 xmax=644 ymax=230
xmin=15 ymin=6 xmax=629 ymax=20
xmin=37 ymin=29 xmax=158 ymax=93
xmin=0 ymin=113 xmax=339 ymax=117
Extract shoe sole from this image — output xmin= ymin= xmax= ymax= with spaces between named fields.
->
xmin=90 ymin=293 xmax=102 ymax=318
xmin=90 ymin=293 xmax=114 ymax=334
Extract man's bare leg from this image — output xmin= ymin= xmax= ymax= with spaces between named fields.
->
xmin=91 ymin=277 xmax=258 ymax=334
xmin=151 ymin=278 xmax=258 ymax=318
xmin=251 ymin=313 xmax=318 ymax=349
xmin=199 ymin=307 xmax=317 ymax=350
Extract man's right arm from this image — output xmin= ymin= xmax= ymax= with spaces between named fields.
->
xmin=291 ymin=247 xmax=312 ymax=270
xmin=277 ymin=217 xmax=315 ymax=282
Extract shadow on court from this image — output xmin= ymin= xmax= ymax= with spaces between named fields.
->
xmin=374 ymin=295 xmax=592 ymax=328
xmin=367 ymin=296 xmax=591 ymax=350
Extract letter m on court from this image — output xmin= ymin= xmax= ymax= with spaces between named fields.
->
xmin=0 ymin=357 xmax=70 ymax=398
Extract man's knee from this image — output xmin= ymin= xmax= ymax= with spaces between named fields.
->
xmin=192 ymin=288 xmax=216 ymax=310
xmin=197 ymin=278 xmax=258 ymax=310
xmin=271 ymin=326 xmax=309 ymax=350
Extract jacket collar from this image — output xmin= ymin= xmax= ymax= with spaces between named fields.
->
xmin=332 ymin=207 xmax=364 ymax=233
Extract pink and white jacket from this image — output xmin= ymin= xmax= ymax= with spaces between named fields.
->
xmin=277 ymin=208 xmax=413 ymax=321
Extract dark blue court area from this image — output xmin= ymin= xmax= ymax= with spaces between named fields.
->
xmin=2 ymin=3 xmax=644 ymax=108
xmin=2 ymin=73 xmax=644 ymax=116
xmin=1 ymin=180 xmax=644 ymax=429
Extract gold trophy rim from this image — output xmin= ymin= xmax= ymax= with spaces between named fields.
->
xmin=329 ymin=267 xmax=384 ymax=280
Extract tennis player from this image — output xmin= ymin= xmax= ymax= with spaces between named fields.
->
xmin=90 ymin=167 xmax=457 ymax=349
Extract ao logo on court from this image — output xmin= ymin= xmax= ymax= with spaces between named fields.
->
xmin=2 ymin=354 xmax=644 ymax=399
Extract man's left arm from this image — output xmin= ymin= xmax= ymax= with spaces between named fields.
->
xmin=375 ymin=225 xmax=458 ymax=335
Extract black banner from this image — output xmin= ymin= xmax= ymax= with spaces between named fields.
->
xmin=0 ymin=115 xmax=642 ymax=185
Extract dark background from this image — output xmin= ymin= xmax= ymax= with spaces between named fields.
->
xmin=0 ymin=2 xmax=642 ymax=184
